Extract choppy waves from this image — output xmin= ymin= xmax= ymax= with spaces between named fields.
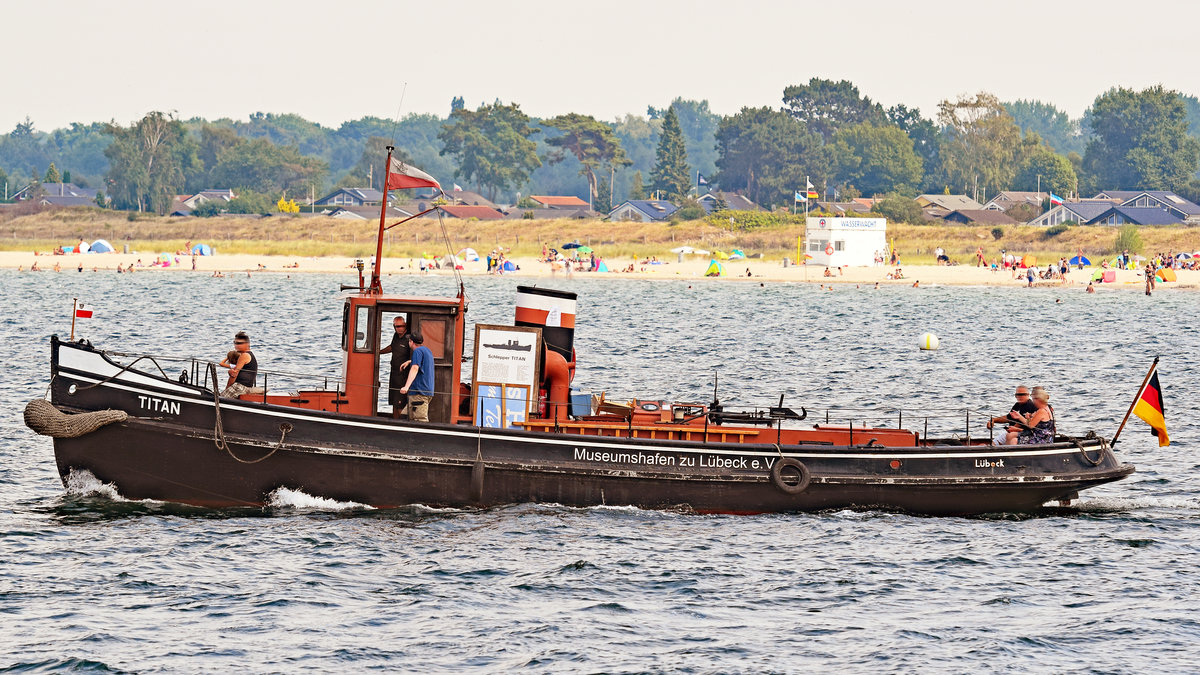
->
xmin=3 ymin=273 xmax=1199 ymax=672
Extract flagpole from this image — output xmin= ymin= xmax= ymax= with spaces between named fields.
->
xmin=369 ymin=146 xmax=394 ymax=294
xmin=1111 ymin=357 xmax=1160 ymax=446
xmin=70 ymin=298 xmax=77 ymax=342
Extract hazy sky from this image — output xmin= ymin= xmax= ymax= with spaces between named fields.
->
xmin=7 ymin=0 xmax=1197 ymax=132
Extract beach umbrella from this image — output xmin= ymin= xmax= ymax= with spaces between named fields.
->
xmin=1175 ymin=252 xmax=1191 ymax=260
xmin=1193 ymin=251 xmax=1200 ymax=258
xmin=576 ymin=245 xmax=594 ymax=253
xmin=1068 ymin=255 xmax=1090 ymax=266
xmin=456 ymin=247 xmax=480 ymax=261
xmin=804 ymin=253 xmax=814 ymax=260
xmin=1021 ymin=255 xmax=1036 ymax=268
xmin=562 ymin=242 xmax=582 ymax=249
xmin=670 ymin=246 xmax=695 ymax=254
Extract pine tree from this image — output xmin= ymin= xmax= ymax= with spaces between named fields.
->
xmin=629 ymin=171 xmax=646 ymax=200
xmin=43 ymin=162 xmax=61 ymax=184
xmin=62 ymin=170 xmax=71 ymax=184
xmin=649 ymin=107 xmax=691 ymax=201
xmin=595 ymin=175 xmax=612 ymax=213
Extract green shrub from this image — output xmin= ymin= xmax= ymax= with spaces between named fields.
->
xmin=1043 ymin=223 xmax=1069 ymax=238
xmin=1113 ymin=224 xmax=1143 ymax=254
xmin=707 ymin=209 xmax=806 ymax=230
xmin=991 ymin=226 xmax=1004 ymax=240
xmin=871 ymin=195 xmax=923 ymax=224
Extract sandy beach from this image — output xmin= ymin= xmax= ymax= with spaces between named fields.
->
xmin=2 ymin=249 xmax=1196 ymax=290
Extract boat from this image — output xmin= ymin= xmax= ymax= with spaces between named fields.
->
xmin=26 ymin=150 xmax=1135 ymax=516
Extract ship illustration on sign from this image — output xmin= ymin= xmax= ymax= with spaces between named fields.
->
xmin=483 ymin=339 xmax=532 ymax=352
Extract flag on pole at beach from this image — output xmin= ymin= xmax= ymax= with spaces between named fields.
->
xmin=1133 ymin=370 xmax=1169 ymax=446
xmin=697 ymin=172 xmax=709 ymax=186
xmin=1049 ymin=192 xmax=1064 ymax=206
xmin=386 ymin=157 xmax=441 ymax=191
xmin=74 ymin=303 xmax=94 ymax=319
xmin=452 ymin=183 xmax=463 ymax=192
xmin=794 ymin=190 xmax=805 ymax=202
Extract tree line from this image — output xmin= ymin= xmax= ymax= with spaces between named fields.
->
xmin=2 ymin=80 xmax=1200 ymax=214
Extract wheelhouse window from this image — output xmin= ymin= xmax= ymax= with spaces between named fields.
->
xmin=413 ymin=317 xmax=449 ymax=360
xmin=353 ymin=305 xmax=372 ymax=352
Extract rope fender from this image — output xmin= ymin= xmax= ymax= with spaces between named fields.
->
xmin=24 ymin=398 xmax=127 ymax=438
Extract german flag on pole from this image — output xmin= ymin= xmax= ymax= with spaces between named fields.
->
xmin=1133 ymin=371 xmax=1169 ymax=446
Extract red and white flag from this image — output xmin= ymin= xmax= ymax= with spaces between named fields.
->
xmin=75 ymin=303 xmax=94 ymax=319
xmin=386 ymin=158 xmax=441 ymax=191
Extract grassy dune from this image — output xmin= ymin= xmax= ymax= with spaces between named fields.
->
xmin=1 ymin=206 xmax=1197 ymax=262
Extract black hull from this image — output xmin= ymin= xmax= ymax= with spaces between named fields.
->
xmin=46 ymin=339 xmax=1134 ymax=516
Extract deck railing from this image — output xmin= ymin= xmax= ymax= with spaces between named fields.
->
xmin=99 ymin=349 xmax=1008 ymax=442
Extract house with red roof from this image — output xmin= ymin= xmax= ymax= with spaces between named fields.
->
xmin=439 ymin=204 xmax=506 ymax=220
xmin=529 ymin=195 xmax=590 ymax=209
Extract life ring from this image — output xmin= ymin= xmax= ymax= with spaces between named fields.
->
xmin=824 ymin=244 xmax=834 ymax=256
xmin=770 ymin=458 xmax=811 ymax=494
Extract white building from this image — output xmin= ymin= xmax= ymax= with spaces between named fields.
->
xmin=805 ymin=217 xmax=887 ymax=267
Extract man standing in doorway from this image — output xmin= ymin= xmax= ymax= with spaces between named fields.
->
xmin=380 ymin=315 xmax=411 ymax=418
xmin=399 ymin=332 xmax=434 ymax=422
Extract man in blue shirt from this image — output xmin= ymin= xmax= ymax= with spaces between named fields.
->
xmin=399 ymin=332 xmax=435 ymax=422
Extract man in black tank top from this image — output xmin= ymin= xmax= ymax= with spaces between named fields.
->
xmin=379 ymin=315 xmax=412 ymax=418
xmin=221 ymin=331 xmax=261 ymax=398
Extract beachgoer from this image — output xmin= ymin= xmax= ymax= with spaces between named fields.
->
xmin=1017 ymin=387 xmax=1055 ymax=445
xmin=399 ymin=333 xmax=434 ymax=422
xmin=988 ymin=386 xmax=1037 ymax=445
xmin=221 ymin=331 xmax=259 ymax=398
xmin=1026 ymin=267 xmax=1034 ymax=287
xmin=379 ymin=315 xmax=412 ymax=418
xmin=1086 ymin=281 xmax=1095 ymax=294
xmin=912 ymin=280 xmax=919 ymax=288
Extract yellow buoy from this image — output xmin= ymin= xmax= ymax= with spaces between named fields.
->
xmin=919 ymin=333 xmax=940 ymax=350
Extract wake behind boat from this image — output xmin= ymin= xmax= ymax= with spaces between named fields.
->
xmin=26 ymin=149 xmax=1137 ymax=516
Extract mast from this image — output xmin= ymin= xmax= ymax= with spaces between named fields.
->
xmin=369 ymin=146 xmax=393 ymax=294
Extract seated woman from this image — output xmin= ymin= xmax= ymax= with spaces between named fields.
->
xmin=1015 ymin=386 xmax=1055 ymax=445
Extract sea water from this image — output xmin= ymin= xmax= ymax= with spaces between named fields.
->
xmin=1 ymin=270 xmax=1196 ymax=672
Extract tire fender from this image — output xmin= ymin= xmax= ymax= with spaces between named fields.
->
xmin=771 ymin=457 xmax=811 ymax=495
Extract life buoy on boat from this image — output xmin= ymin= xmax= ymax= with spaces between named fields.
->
xmin=770 ymin=458 xmax=811 ymax=494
